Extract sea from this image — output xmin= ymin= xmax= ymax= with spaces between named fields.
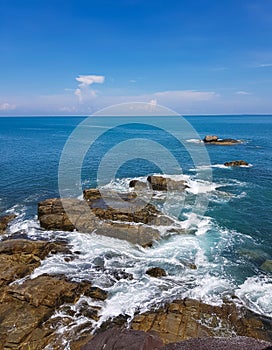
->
xmin=0 ymin=115 xmax=271 ymax=329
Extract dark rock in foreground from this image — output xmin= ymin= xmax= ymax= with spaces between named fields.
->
xmin=81 ymin=327 xmax=164 ymax=350
xmin=203 ymin=135 xmax=241 ymax=145
xmin=224 ymin=160 xmax=249 ymax=167
xmin=146 ymin=267 xmax=167 ymax=278
xmin=163 ymin=336 xmax=272 ymax=350
xmin=0 ymin=214 xmax=16 ymax=234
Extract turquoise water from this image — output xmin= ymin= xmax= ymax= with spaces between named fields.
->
xmin=0 ymin=115 xmax=271 ymax=320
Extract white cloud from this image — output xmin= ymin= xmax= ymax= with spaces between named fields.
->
xmin=75 ymin=74 xmax=105 ymax=102
xmin=149 ymin=99 xmax=157 ymax=107
xmin=154 ymin=90 xmax=218 ymax=101
xmin=0 ymin=102 xmax=16 ymax=111
xmin=236 ymin=91 xmax=251 ymax=95
xmin=255 ymin=63 xmax=272 ymax=68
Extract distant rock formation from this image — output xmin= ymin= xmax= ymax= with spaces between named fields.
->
xmin=224 ymin=160 xmax=249 ymax=167
xmin=147 ymin=175 xmax=188 ymax=191
xmin=203 ymin=135 xmax=242 ymax=145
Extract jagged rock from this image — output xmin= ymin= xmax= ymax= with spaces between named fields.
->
xmin=261 ymin=260 xmax=272 ymax=273
xmin=0 ymin=239 xmax=70 ymax=287
xmin=81 ymin=327 xmax=164 ymax=350
xmin=38 ymin=191 xmax=177 ymax=246
xmin=147 ymin=176 xmax=188 ymax=191
xmin=146 ymin=267 xmax=167 ymax=278
xmin=162 ymin=337 xmax=272 ymax=350
xmin=129 ymin=180 xmax=148 ymax=190
xmin=203 ymin=135 xmax=218 ymax=142
xmin=132 ymin=299 xmax=272 ymax=344
xmin=203 ymin=135 xmax=241 ymax=145
xmin=0 ymin=274 xmax=95 ymax=349
xmin=84 ymin=286 xmax=108 ymax=300
xmin=224 ymin=160 xmax=249 ymax=167
xmin=0 ymin=214 xmax=16 ymax=234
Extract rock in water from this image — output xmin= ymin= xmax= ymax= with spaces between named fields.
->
xmin=203 ymin=135 xmax=241 ymax=145
xmin=203 ymin=135 xmax=219 ymax=142
xmin=81 ymin=327 xmax=164 ymax=350
xmin=146 ymin=267 xmax=167 ymax=278
xmin=147 ymin=175 xmax=188 ymax=191
xmin=224 ymin=160 xmax=249 ymax=167
xmin=0 ymin=214 xmax=16 ymax=234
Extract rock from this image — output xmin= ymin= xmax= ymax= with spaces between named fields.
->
xmin=0 ymin=214 xmax=16 ymax=234
xmin=132 ymin=298 xmax=272 ymax=344
xmin=38 ymin=191 xmax=177 ymax=246
xmin=84 ymin=286 xmax=108 ymax=301
xmin=162 ymin=336 xmax=272 ymax=350
xmin=224 ymin=160 xmax=249 ymax=167
xmin=0 ymin=274 xmax=95 ymax=349
xmin=261 ymin=260 xmax=272 ymax=273
xmin=147 ymin=176 xmax=188 ymax=191
xmin=203 ymin=135 xmax=219 ymax=142
xmin=0 ymin=239 xmax=70 ymax=287
xmin=146 ymin=267 xmax=167 ymax=278
xmin=129 ymin=180 xmax=148 ymax=190
xmin=203 ymin=135 xmax=241 ymax=145
xmin=81 ymin=327 xmax=164 ymax=350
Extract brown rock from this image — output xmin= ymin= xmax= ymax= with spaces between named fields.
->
xmin=84 ymin=286 xmax=108 ymax=301
xmin=203 ymin=135 xmax=218 ymax=142
xmin=0 ymin=214 xmax=16 ymax=234
xmin=129 ymin=180 xmax=148 ymax=190
xmin=224 ymin=160 xmax=249 ymax=167
xmin=203 ymin=135 xmax=241 ymax=145
xmin=147 ymin=176 xmax=188 ymax=191
xmin=132 ymin=298 xmax=272 ymax=344
xmin=146 ymin=267 xmax=167 ymax=278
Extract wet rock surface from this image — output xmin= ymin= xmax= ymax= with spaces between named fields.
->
xmin=147 ymin=176 xmax=188 ymax=191
xmin=0 ymin=214 xmax=16 ymax=234
xmin=38 ymin=189 xmax=181 ymax=246
xmin=146 ymin=267 xmax=167 ymax=278
xmin=132 ymin=299 xmax=272 ymax=344
xmin=224 ymin=160 xmax=249 ymax=167
xmin=203 ymin=135 xmax=241 ymax=145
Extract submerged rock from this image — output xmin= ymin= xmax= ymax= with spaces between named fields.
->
xmin=129 ymin=180 xmax=147 ymax=190
xmin=261 ymin=260 xmax=272 ymax=273
xmin=146 ymin=267 xmax=167 ymax=278
xmin=224 ymin=160 xmax=249 ymax=167
xmin=0 ymin=214 xmax=16 ymax=234
xmin=203 ymin=135 xmax=241 ymax=145
xmin=147 ymin=176 xmax=188 ymax=191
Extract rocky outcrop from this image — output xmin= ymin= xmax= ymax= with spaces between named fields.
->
xmin=224 ymin=160 xmax=249 ymax=167
xmin=163 ymin=337 xmax=272 ymax=350
xmin=147 ymin=176 xmax=188 ymax=191
xmin=261 ymin=260 xmax=272 ymax=273
xmin=203 ymin=135 xmax=241 ymax=145
xmin=129 ymin=180 xmax=147 ymax=190
xmin=38 ymin=189 xmax=182 ymax=247
xmin=0 ymin=214 xmax=16 ymax=234
xmin=0 ymin=239 xmax=70 ymax=287
xmin=146 ymin=267 xmax=167 ymax=278
xmin=132 ymin=299 xmax=272 ymax=344
xmin=0 ymin=238 xmax=108 ymax=350
xmin=81 ymin=327 xmax=164 ymax=350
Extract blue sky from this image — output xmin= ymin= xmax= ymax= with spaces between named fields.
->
xmin=1 ymin=0 xmax=272 ymax=115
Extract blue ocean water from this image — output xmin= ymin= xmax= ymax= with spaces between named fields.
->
xmin=0 ymin=115 xmax=271 ymax=321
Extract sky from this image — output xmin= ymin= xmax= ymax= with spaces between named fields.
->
xmin=1 ymin=0 xmax=272 ymax=115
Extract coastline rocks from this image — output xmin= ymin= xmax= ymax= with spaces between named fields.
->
xmin=147 ymin=176 xmax=188 ymax=191
xmin=163 ymin=337 xmax=272 ymax=350
xmin=261 ymin=260 xmax=272 ymax=273
xmin=146 ymin=267 xmax=167 ymax=278
xmin=224 ymin=160 xmax=249 ymax=167
xmin=38 ymin=190 xmax=179 ymax=246
xmin=129 ymin=180 xmax=147 ymax=190
xmin=132 ymin=299 xmax=272 ymax=344
xmin=0 ymin=239 xmax=70 ymax=287
xmin=203 ymin=135 xmax=241 ymax=145
xmin=0 ymin=214 xmax=16 ymax=234
xmin=81 ymin=327 xmax=164 ymax=350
